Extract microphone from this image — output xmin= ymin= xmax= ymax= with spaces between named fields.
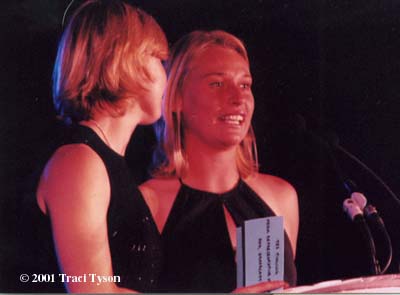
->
xmin=343 ymin=197 xmax=364 ymax=222
xmin=295 ymin=114 xmax=398 ymax=273
xmin=343 ymin=193 xmax=381 ymax=275
xmin=351 ymin=192 xmax=367 ymax=211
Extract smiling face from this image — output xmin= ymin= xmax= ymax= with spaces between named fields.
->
xmin=181 ymin=45 xmax=254 ymax=150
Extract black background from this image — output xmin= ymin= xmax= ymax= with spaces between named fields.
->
xmin=1 ymin=0 xmax=400 ymax=291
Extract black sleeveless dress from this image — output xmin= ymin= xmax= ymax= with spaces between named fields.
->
xmin=17 ymin=125 xmax=162 ymax=292
xmin=157 ymin=179 xmax=297 ymax=293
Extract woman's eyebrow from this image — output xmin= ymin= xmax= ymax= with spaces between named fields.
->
xmin=200 ymin=72 xmax=252 ymax=78
xmin=200 ymin=72 xmax=225 ymax=78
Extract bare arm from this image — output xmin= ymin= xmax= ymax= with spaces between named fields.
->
xmin=37 ymin=144 xmax=136 ymax=293
xmin=232 ymin=281 xmax=288 ymax=293
xmin=245 ymin=174 xmax=299 ymax=257
xmin=272 ymin=177 xmax=299 ymax=258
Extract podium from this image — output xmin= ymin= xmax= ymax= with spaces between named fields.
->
xmin=282 ymin=274 xmax=400 ymax=293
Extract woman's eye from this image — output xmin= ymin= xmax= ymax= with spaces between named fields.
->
xmin=210 ymin=81 xmax=223 ymax=87
xmin=240 ymin=83 xmax=251 ymax=89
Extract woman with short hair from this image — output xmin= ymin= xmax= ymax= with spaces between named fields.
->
xmin=22 ymin=0 xmax=168 ymax=292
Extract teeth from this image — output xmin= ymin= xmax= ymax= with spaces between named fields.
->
xmin=220 ymin=114 xmax=244 ymax=125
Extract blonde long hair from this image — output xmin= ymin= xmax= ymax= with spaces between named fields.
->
xmin=153 ymin=30 xmax=259 ymax=179
xmin=53 ymin=0 xmax=168 ymax=123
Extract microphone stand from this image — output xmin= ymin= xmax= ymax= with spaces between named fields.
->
xmin=354 ymin=214 xmax=381 ymax=275
xmin=364 ymin=205 xmax=393 ymax=274
xmin=332 ymin=140 xmax=397 ymax=274
xmin=343 ymin=197 xmax=381 ymax=275
xmin=295 ymin=114 xmax=398 ymax=274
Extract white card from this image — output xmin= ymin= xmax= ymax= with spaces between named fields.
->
xmin=236 ymin=216 xmax=284 ymax=288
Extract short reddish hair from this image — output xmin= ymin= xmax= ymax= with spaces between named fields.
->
xmin=53 ymin=0 xmax=168 ymax=123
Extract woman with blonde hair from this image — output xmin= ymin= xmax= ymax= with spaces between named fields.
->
xmin=19 ymin=0 xmax=168 ymax=292
xmin=140 ymin=30 xmax=298 ymax=292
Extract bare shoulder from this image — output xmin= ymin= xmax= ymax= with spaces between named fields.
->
xmin=245 ymin=172 xmax=297 ymax=203
xmin=38 ymin=144 xmax=110 ymax=215
xmin=41 ymin=143 xmax=108 ymax=187
xmin=44 ymin=143 xmax=105 ymax=173
xmin=140 ymin=177 xmax=181 ymax=197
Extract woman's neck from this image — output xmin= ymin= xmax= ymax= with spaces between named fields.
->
xmin=182 ymin=137 xmax=240 ymax=193
xmin=80 ymin=112 xmax=139 ymax=156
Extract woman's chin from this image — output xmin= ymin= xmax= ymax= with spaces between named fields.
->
xmin=217 ymin=136 xmax=246 ymax=149
xmin=140 ymin=110 xmax=162 ymax=125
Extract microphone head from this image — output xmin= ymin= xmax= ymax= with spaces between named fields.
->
xmin=343 ymin=198 xmax=363 ymax=221
xmin=364 ymin=204 xmax=378 ymax=216
xmin=351 ymin=192 xmax=367 ymax=210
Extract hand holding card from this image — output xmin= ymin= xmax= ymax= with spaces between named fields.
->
xmin=236 ymin=216 xmax=285 ymax=290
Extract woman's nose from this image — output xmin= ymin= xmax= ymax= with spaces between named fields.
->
xmin=227 ymin=85 xmax=244 ymax=105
